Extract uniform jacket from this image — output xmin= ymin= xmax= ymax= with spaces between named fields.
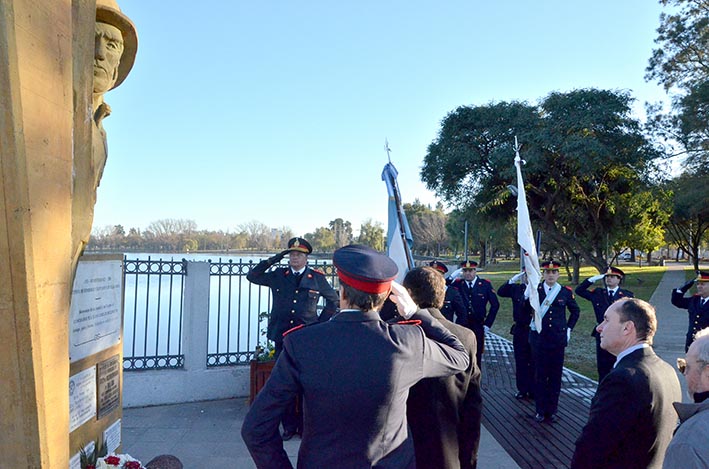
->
xmin=407 ymin=308 xmax=482 ymax=469
xmin=662 ymin=398 xmax=709 ymax=469
xmin=571 ymin=347 xmax=682 ymax=469
xmin=450 ymin=277 xmax=499 ymax=328
xmin=497 ymin=282 xmax=534 ymax=329
xmin=241 ymin=309 xmax=470 ymax=469
xmin=247 ymin=261 xmax=338 ymax=342
xmin=575 ymin=280 xmax=634 ymax=336
xmin=441 ymin=286 xmax=466 ymax=323
xmin=670 ymin=291 xmax=709 ymax=349
xmin=532 ymin=283 xmax=580 ymax=349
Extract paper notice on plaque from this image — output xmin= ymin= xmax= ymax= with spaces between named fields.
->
xmin=104 ymin=419 xmax=122 ymax=453
xmin=69 ymin=366 xmax=97 ymax=432
xmin=98 ymin=355 xmax=121 ymax=418
xmin=70 ymin=440 xmax=95 ymax=469
xmin=70 ymin=260 xmax=123 ymax=362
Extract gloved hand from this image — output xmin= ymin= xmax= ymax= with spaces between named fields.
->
xmin=509 ymin=271 xmax=525 ymax=283
xmin=679 ymin=278 xmax=696 ymax=293
xmin=267 ymin=249 xmax=289 ymax=266
xmin=567 ymin=328 xmax=572 ymax=342
xmin=389 ymin=281 xmax=418 ymax=319
xmin=484 ymin=325 xmax=491 ymax=334
xmin=588 ymin=274 xmax=605 ymax=283
xmin=448 ymin=268 xmax=463 ymax=280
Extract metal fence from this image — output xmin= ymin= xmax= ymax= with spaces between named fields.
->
xmin=122 ymin=255 xmax=337 ymax=371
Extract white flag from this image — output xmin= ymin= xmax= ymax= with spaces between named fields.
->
xmin=514 ymin=146 xmax=542 ymax=331
xmin=382 ymin=162 xmax=413 ymax=283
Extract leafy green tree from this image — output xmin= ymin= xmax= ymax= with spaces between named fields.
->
xmin=664 ymin=170 xmax=709 ymax=270
xmin=308 ymin=227 xmax=336 ymax=252
xmin=357 ymin=219 xmax=385 ymax=251
xmin=422 ymin=89 xmax=662 ymax=276
xmin=328 ymin=218 xmax=353 ymax=248
xmin=403 ymin=200 xmax=449 ymax=257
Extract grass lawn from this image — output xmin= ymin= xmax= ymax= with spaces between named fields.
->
xmin=473 ymin=260 xmax=667 ymax=380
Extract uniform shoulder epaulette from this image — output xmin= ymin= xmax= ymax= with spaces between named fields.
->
xmin=481 ymin=278 xmax=491 ymax=284
xmin=564 ymin=285 xmax=573 ymax=291
xmin=310 ymin=268 xmax=325 ymax=276
xmin=395 ymin=319 xmax=422 ymax=326
xmin=282 ymin=324 xmax=306 ymax=337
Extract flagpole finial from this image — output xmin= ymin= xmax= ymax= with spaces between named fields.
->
xmin=385 ymin=139 xmax=392 ymax=164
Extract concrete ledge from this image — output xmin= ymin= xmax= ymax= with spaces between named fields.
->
xmin=123 ymin=366 xmax=250 ymax=408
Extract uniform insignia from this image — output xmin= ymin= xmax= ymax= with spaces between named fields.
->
xmin=282 ymin=324 xmax=306 ymax=337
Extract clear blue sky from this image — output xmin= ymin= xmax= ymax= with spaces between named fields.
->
xmin=94 ymin=0 xmax=669 ymax=237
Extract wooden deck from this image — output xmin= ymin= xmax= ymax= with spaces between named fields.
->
xmin=481 ymin=333 xmax=598 ymax=469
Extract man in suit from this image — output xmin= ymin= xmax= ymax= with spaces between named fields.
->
xmin=450 ymin=260 xmax=500 ymax=366
xmin=671 ymin=270 xmax=709 ymax=352
xmin=529 ymin=260 xmax=580 ymax=423
xmin=242 ymin=244 xmax=469 ymax=468
xmin=571 ymin=298 xmax=682 ymax=469
xmin=428 ymin=260 xmax=466 ymax=323
xmin=498 ymin=270 xmax=535 ymax=399
xmin=403 ymin=266 xmax=482 ymax=469
xmin=576 ymin=266 xmax=634 ymax=382
xmin=246 ymin=236 xmax=339 ymax=439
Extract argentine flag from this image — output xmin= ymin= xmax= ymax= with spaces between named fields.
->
xmin=381 ymin=162 xmax=414 ymax=283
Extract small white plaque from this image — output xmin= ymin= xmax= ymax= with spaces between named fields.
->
xmin=104 ymin=419 xmax=122 ymax=453
xmin=69 ymin=260 xmax=123 ymax=362
xmin=69 ymin=366 xmax=97 ymax=432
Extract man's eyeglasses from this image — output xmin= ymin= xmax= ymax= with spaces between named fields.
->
xmin=677 ymin=358 xmax=686 ymax=374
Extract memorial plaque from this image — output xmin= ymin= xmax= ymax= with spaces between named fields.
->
xmin=97 ymin=354 xmax=121 ymax=418
xmin=70 ymin=260 xmax=123 ymax=362
xmin=104 ymin=419 xmax=121 ymax=453
xmin=70 ymin=366 xmax=97 ymax=432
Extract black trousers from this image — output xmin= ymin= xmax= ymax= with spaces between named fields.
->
xmin=512 ymin=325 xmax=534 ymax=394
xmin=529 ymin=332 xmax=564 ymax=417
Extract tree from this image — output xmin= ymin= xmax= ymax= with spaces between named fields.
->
xmin=403 ymin=200 xmax=449 ymax=256
xmin=328 ymin=218 xmax=353 ymax=248
xmin=357 ymin=219 xmax=385 ymax=251
xmin=422 ymin=89 xmax=663 ymax=277
xmin=664 ymin=170 xmax=709 ymax=270
xmin=238 ymin=220 xmax=273 ymax=251
xmin=307 ymin=227 xmax=336 ymax=252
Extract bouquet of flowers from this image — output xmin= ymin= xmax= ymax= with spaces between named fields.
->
xmin=255 ymin=311 xmax=276 ymax=362
xmin=80 ymin=440 xmax=144 ymax=469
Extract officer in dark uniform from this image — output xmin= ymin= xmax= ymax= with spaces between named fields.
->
xmin=403 ymin=266 xmax=482 ymax=469
xmin=241 ymin=244 xmax=469 ymax=468
xmin=575 ymin=266 xmax=634 ymax=382
xmin=450 ymin=260 xmax=500 ymax=367
xmin=428 ymin=260 xmax=466 ymax=323
xmin=498 ymin=270 xmax=535 ymax=399
xmin=529 ymin=260 xmax=580 ymax=423
xmin=671 ymin=270 xmax=709 ymax=351
xmin=246 ymin=236 xmax=338 ymax=439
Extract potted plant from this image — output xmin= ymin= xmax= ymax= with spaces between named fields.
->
xmin=249 ymin=311 xmax=276 ymax=403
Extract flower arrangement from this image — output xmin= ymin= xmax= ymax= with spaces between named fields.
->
xmin=80 ymin=440 xmax=144 ymax=469
xmin=255 ymin=311 xmax=276 ymax=362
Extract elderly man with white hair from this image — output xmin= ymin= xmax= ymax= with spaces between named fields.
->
xmin=663 ymin=327 xmax=709 ymax=469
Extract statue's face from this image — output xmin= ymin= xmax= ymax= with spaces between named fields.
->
xmin=94 ymin=22 xmax=124 ymax=94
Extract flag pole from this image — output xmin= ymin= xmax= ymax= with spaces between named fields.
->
xmin=384 ymin=141 xmax=414 ymax=270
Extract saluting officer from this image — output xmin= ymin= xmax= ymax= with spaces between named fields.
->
xmin=246 ymin=236 xmax=338 ymax=439
xmin=450 ymin=260 xmax=500 ymax=366
xmin=671 ymin=270 xmax=709 ymax=352
xmin=498 ymin=270 xmax=536 ymax=399
xmin=529 ymin=260 xmax=580 ymax=423
xmin=575 ymin=266 xmax=634 ymax=382
xmin=242 ymin=244 xmax=469 ymax=468
xmin=428 ymin=260 xmax=466 ymax=323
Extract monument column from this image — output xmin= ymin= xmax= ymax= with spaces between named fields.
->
xmin=0 ymin=0 xmax=95 ymax=466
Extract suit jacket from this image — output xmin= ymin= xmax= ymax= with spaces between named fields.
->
xmin=575 ymin=280 xmax=634 ymax=336
xmin=241 ymin=309 xmax=470 ymax=469
xmin=571 ymin=347 xmax=682 ymax=469
xmin=441 ymin=286 xmax=466 ymax=323
xmin=247 ymin=261 xmax=338 ymax=342
xmin=450 ymin=277 xmax=499 ymax=328
xmin=670 ymin=290 xmax=709 ymax=348
xmin=532 ymin=283 xmax=580 ymax=349
xmin=407 ymin=308 xmax=482 ymax=469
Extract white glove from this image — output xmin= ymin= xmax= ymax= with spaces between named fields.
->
xmin=509 ymin=271 xmax=525 ymax=283
xmin=448 ymin=268 xmax=463 ymax=280
xmin=484 ymin=325 xmax=490 ymax=334
xmin=588 ymin=274 xmax=605 ymax=283
xmin=566 ymin=328 xmax=572 ymax=342
xmin=389 ymin=281 xmax=418 ymax=319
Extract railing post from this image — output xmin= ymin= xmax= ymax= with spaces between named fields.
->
xmin=182 ymin=261 xmax=210 ymax=371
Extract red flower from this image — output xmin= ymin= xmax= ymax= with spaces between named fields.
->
xmin=124 ymin=462 xmax=142 ymax=469
xmin=86 ymin=466 xmax=96 ymax=469
xmin=105 ymin=456 xmax=121 ymax=465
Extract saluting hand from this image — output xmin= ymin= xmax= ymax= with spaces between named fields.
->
xmin=389 ymin=281 xmax=418 ymax=319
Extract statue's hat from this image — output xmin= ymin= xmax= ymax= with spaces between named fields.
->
xmin=96 ymin=0 xmax=138 ymax=89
